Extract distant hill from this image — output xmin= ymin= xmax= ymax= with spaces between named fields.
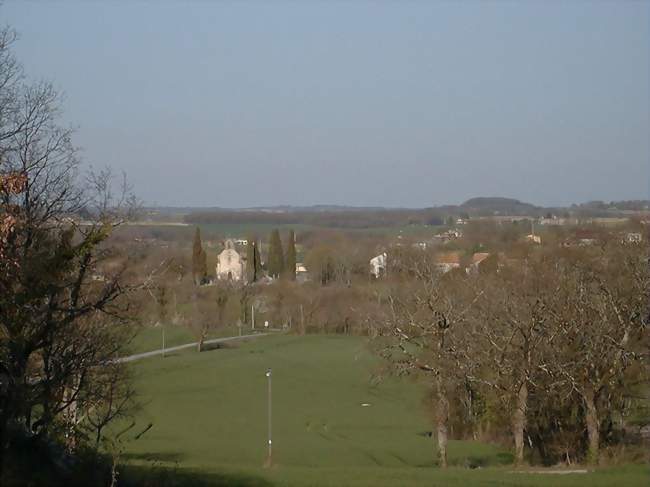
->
xmin=460 ymin=197 xmax=540 ymax=216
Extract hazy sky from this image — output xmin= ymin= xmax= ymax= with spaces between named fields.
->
xmin=3 ymin=1 xmax=649 ymax=207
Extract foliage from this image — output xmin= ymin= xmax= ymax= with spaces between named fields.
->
xmin=267 ymin=229 xmax=284 ymax=279
xmin=284 ymin=229 xmax=296 ymax=280
xmin=245 ymin=236 xmax=262 ymax=283
xmin=191 ymin=227 xmax=207 ymax=285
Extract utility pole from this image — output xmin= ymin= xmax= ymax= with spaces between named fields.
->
xmin=252 ymin=304 xmax=255 ymax=330
xmin=265 ymin=368 xmax=272 ymax=467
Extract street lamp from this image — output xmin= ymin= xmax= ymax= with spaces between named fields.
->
xmin=265 ymin=368 xmax=272 ymax=467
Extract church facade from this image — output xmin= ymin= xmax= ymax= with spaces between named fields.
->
xmin=216 ymin=239 xmax=245 ymax=281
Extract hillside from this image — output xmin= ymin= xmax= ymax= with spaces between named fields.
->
xmin=460 ymin=197 xmax=540 ymax=216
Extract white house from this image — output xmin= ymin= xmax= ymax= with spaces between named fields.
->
xmin=216 ymin=239 xmax=245 ymax=281
xmin=525 ymin=234 xmax=542 ymax=244
xmin=625 ymin=232 xmax=643 ymax=244
xmin=296 ymin=263 xmax=309 ymax=282
xmin=370 ymin=253 xmax=387 ymax=278
xmin=433 ymin=229 xmax=463 ymax=243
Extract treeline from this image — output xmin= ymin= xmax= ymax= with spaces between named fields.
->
xmin=181 ymin=199 xmax=649 ymax=229
xmin=459 ymin=197 xmax=542 ymax=216
xmin=372 ymin=242 xmax=649 ymax=467
xmin=575 ymin=200 xmax=650 ymax=211
xmin=184 ymin=208 xmax=450 ymax=228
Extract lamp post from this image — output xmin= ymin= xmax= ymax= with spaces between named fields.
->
xmin=265 ymin=368 xmax=272 ymax=467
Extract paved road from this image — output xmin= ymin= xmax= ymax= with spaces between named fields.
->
xmin=117 ymin=332 xmax=271 ymax=363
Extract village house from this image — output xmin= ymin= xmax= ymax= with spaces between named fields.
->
xmin=525 ymin=233 xmax=541 ymax=244
xmin=435 ymin=251 xmax=462 ymax=274
xmin=539 ymin=216 xmax=577 ymax=226
xmin=216 ymin=239 xmax=245 ymax=281
xmin=468 ymin=252 xmax=490 ymax=274
xmin=433 ymin=229 xmax=463 ymax=243
xmin=575 ymin=229 xmax=599 ymax=246
xmin=625 ymin=232 xmax=643 ymax=244
xmin=370 ymin=253 xmax=387 ymax=278
xmin=296 ymin=263 xmax=309 ymax=282
xmin=561 ymin=229 xmax=600 ymax=247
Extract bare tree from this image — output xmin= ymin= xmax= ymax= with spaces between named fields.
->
xmin=467 ymin=258 xmax=562 ymax=465
xmin=190 ymin=283 xmax=231 ymax=352
xmin=84 ymin=363 xmax=138 ymax=451
xmin=548 ymin=244 xmax=649 ymax=464
xmin=375 ymin=254 xmax=477 ymax=468
xmin=0 ymin=26 xmax=139 ymax=476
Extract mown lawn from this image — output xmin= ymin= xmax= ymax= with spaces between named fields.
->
xmin=120 ymin=335 xmax=649 ymax=486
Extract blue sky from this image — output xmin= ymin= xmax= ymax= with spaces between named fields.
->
xmin=3 ymin=1 xmax=649 ymax=207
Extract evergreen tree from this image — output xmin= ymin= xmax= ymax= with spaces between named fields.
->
xmin=284 ymin=229 xmax=296 ymax=280
xmin=267 ymin=229 xmax=284 ymax=279
xmin=255 ymin=238 xmax=263 ymax=277
xmin=192 ymin=227 xmax=207 ymax=285
xmin=246 ymin=236 xmax=261 ymax=282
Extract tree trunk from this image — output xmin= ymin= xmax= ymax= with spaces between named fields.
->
xmin=583 ymin=386 xmax=600 ymax=464
xmin=197 ymin=328 xmax=207 ymax=352
xmin=512 ymin=381 xmax=528 ymax=465
xmin=435 ymin=376 xmax=449 ymax=468
xmin=0 ymin=413 xmax=7 ymax=479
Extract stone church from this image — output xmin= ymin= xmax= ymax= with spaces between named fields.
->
xmin=216 ymin=239 xmax=244 ymax=281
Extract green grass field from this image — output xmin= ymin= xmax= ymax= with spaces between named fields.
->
xmin=121 ymin=335 xmax=649 ymax=486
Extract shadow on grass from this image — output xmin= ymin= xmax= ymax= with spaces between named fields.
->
xmin=447 ymin=451 xmax=515 ymax=469
xmin=121 ymin=464 xmax=274 ymax=487
xmin=122 ymin=451 xmax=186 ymax=463
xmin=202 ymin=341 xmax=238 ymax=352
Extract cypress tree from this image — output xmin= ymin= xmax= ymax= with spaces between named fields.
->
xmin=246 ymin=238 xmax=255 ymax=282
xmin=255 ymin=239 xmax=262 ymax=277
xmin=192 ymin=227 xmax=207 ymax=285
xmin=267 ymin=229 xmax=284 ymax=279
xmin=246 ymin=236 xmax=260 ymax=282
xmin=284 ymin=229 xmax=296 ymax=280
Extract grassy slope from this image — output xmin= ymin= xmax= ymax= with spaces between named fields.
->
xmin=122 ymin=335 xmax=648 ymax=486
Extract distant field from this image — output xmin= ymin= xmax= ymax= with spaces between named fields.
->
xmin=124 ymin=222 xmax=445 ymax=240
xmin=120 ymin=335 xmax=648 ymax=486
xmin=196 ymin=222 xmax=446 ymax=238
xmin=196 ymin=223 xmax=317 ymax=239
